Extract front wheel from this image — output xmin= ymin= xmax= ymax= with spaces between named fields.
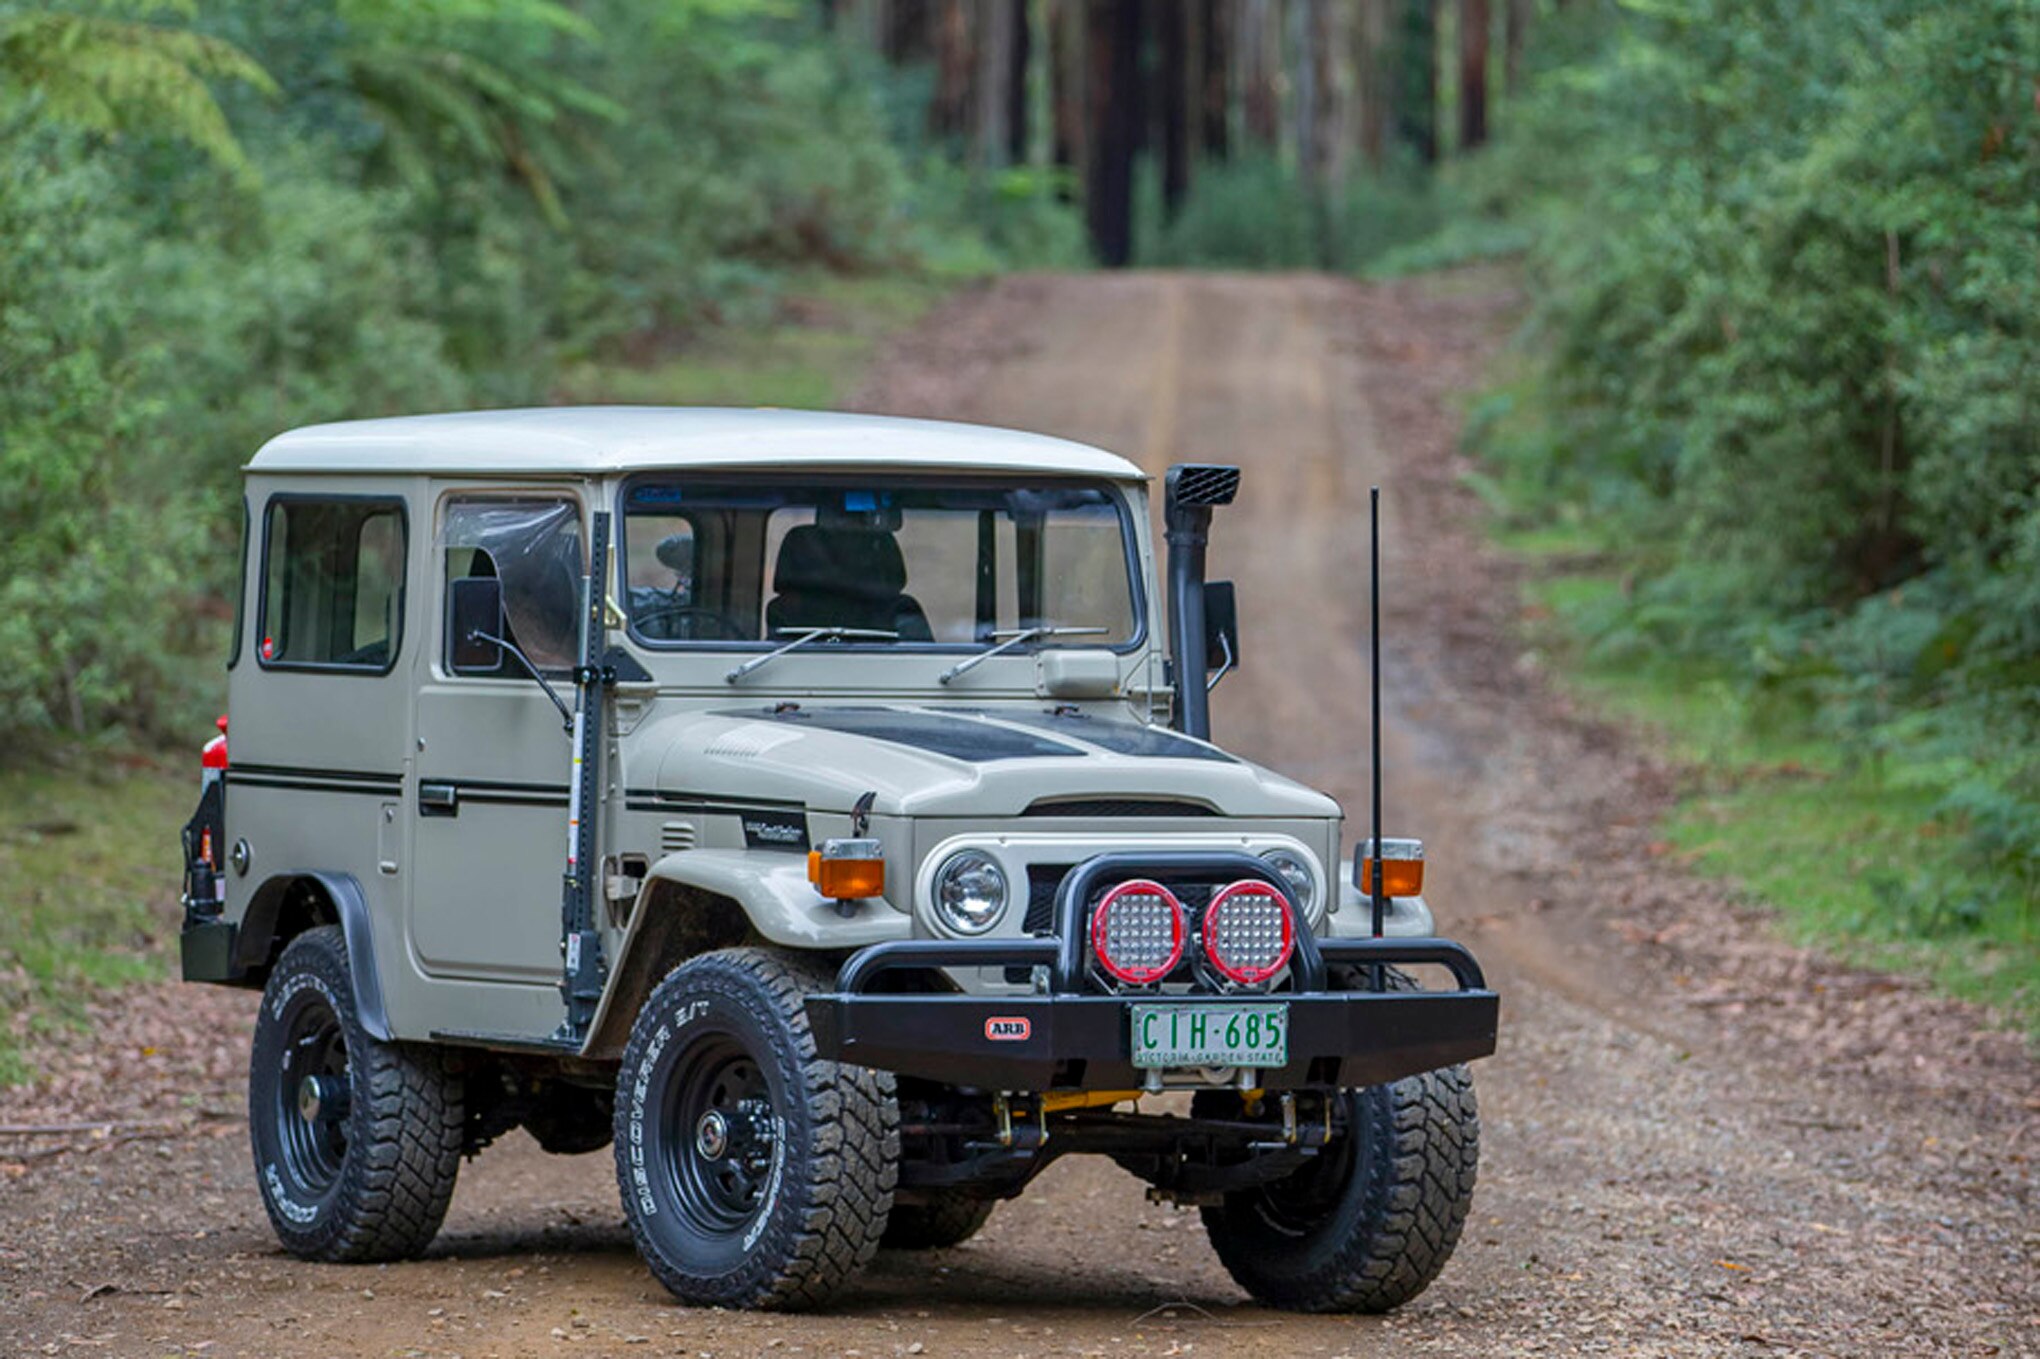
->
xmin=614 ymin=948 xmax=899 ymax=1309
xmin=248 ymin=925 xmax=464 ymax=1262
xmin=1200 ymin=1064 xmax=1479 ymax=1313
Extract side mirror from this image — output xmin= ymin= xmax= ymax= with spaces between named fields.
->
xmin=1204 ymin=580 xmax=1240 ymax=673
xmin=448 ymin=576 xmax=506 ymax=673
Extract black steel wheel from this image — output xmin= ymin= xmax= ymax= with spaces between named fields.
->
xmin=1197 ymin=1064 xmax=1479 ymax=1313
xmin=248 ymin=925 xmax=463 ymax=1262
xmin=614 ymin=948 xmax=898 ymax=1310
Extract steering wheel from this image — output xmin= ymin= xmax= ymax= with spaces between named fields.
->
xmin=632 ymin=602 xmax=747 ymax=640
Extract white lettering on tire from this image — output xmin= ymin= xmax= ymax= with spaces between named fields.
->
xmin=264 ymin=1163 xmax=318 ymax=1224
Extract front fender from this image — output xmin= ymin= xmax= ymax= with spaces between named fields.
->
xmin=580 ymin=850 xmax=912 ymax=1060
xmin=1328 ymin=884 xmax=1435 ymax=938
xmin=640 ymin=850 xmax=913 ymax=950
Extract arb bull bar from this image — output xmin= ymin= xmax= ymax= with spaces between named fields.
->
xmin=806 ymin=852 xmax=1499 ymax=1090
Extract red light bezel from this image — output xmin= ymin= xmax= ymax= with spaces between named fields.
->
xmin=1090 ymin=879 xmax=1186 ymax=985
xmin=1201 ymin=880 xmax=1296 ymax=986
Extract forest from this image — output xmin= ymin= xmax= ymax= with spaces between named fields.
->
xmin=0 ymin=2 xmax=2035 ymax=912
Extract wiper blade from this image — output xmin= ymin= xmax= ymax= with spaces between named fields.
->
xmin=938 ymin=624 xmax=1108 ymax=685
xmin=725 ymin=626 xmax=899 ymax=684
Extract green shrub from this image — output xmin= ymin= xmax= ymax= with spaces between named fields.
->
xmin=1476 ymin=0 xmax=2040 ymax=917
xmin=0 ymin=0 xmax=1018 ymax=753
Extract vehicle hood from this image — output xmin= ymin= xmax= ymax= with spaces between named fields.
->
xmin=636 ymin=705 xmax=1338 ymax=820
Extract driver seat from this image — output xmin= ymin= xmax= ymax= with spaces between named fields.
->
xmin=765 ymin=525 xmax=933 ymax=641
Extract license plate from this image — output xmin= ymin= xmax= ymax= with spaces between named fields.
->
xmin=1129 ymin=1003 xmax=1288 ymax=1069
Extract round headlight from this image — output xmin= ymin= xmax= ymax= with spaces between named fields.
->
xmin=1261 ymin=847 xmax=1317 ymax=916
xmin=933 ymin=850 xmax=1009 ymax=935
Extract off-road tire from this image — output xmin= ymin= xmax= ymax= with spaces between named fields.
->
xmin=1200 ymin=967 xmax=1479 ymax=1313
xmin=881 ymin=1191 xmax=996 ymax=1249
xmin=613 ymin=947 xmax=899 ymax=1309
xmin=1200 ymin=1062 xmax=1478 ymax=1313
xmin=248 ymin=925 xmax=463 ymax=1262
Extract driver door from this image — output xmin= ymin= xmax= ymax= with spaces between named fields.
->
xmin=409 ymin=493 xmax=585 ymax=993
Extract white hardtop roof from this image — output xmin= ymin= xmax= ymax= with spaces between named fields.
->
xmin=247 ymin=407 xmax=1146 ymax=481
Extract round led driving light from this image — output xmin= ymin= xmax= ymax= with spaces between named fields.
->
xmin=1202 ymin=880 xmax=1296 ymax=986
xmin=1090 ymin=879 xmax=1185 ymax=985
xmin=933 ymin=849 xmax=1008 ymax=935
xmin=1260 ymin=847 xmax=1317 ymax=917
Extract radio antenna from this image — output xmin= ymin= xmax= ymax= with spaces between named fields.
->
xmin=1370 ymin=486 xmax=1386 ymax=942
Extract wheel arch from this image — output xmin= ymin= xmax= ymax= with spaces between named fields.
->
xmin=235 ymin=870 xmax=392 ymax=1041
xmin=581 ymin=851 xmax=911 ymax=1060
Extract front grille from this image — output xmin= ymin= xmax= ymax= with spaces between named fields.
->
xmin=1021 ymin=798 xmax=1217 ymax=818
xmin=1023 ymin=864 xmax=1075 ymax=936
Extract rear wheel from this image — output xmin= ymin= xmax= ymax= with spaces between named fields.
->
xmin=1199 ymin=1064 xmax=1479 ymax=1313
xmin=614 ymin=948 xmax=898 ymax=1309
xmin=882 ymin=1191 xmax=997 ymax=1249
xmin=248 ymin=926 xmax=463 ymax=1262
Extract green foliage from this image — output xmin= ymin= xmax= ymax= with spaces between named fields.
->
xmin=1133 ymin=150 xmax=1498 ymax=276
xmin=1475 ymin=0 xmax=2040 ymax=1013
xmin=0 ymin=759 xmax=190 ymax=1084
xmin=0 ymin=1 xmax=275 ymax=177
xmin=0 ymin=0 xmax=1009 ymax=753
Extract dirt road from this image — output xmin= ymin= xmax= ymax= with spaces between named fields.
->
xmin=4 ymin=272 xmax=2034 ymax=1358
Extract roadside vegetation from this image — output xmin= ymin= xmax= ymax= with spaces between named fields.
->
xmin=1466 ymin=1 xmax=2039 ymax=1034
xmin=0 ymin=0 xmax=1081 ymax=755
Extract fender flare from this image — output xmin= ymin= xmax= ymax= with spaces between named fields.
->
xmin=235 ymin=870 xmax=393 ymax=1042
xmin=580 ymin=850 xmax=911 ymax=1060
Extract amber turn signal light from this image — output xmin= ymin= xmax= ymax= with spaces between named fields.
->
xmin=809 ymin=838 xmax=885 ymax=900
xmin=1358 ymin=837 xmax=1425 ymax=897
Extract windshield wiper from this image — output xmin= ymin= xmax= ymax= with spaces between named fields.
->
xmin=938 ymin=624 xmax=1108 ymax=685
xmin=725 ymin=626 xmax=900 ymax=684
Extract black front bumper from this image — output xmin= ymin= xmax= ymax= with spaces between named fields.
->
xmin=806 ymin=852 xmax=1499 ymax=1091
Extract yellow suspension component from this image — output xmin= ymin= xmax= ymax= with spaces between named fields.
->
xmin=1039 ymin=1089 xmax=1143 ymax=1115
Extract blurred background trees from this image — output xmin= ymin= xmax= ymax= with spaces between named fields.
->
xmin=0 ymin=0 xmax=2034 ymax=924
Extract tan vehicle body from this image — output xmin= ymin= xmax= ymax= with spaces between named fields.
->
xmin=183 ymin=407 xmax=1489 ymax=1314
xmin=208 ymin=408 xmax=1429 ymax=1053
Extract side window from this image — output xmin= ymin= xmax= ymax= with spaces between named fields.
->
xmin=258 ymin=498 xmax=407 ymax=672
xmin=441 ymin=498 xmax=585 ymax=674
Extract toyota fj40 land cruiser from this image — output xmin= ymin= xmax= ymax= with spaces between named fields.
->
xmin=179 ymin=408 xmax=1497 ymax=1312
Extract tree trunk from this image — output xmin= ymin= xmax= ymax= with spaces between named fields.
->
xmin=885 ymin=0 xmax=931 ymax=64
xmin=930 ymin=0 xmax=972 ymax=145
xmin=1009 ymin=0 xmax=1033 ymax=165
xmin=1085 ymin=0 xmax=1143 ymax=266
xmin=1237 ymin=0 xmax=1278 ymax=148
xmin=1396 ymin=0 xmax=1437 ymax=166
xmin=1199 ymin=0 xmax=1229 ymax=160
xmin=1158 ymin=0 xmax=1192 ymax=216
xmin=1458 ymin=0 xmax=1488 ymax=151
xmin=1051 ymin=0 xmax=1086 ymax=178
xmin=1355 ymin=0 xmax=1392 ymax=170
xmin=975 ymin=0 xmax=1016 ymax=170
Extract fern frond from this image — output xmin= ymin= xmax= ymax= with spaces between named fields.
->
xmin=0 ymin=11 xmax=274 ymax=176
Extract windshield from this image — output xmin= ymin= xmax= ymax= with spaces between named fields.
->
xmin=622 ymin=477 xmax=1141 ymax=650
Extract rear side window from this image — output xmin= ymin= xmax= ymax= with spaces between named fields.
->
xmin=258 ymin=497 xmax=408 ymax=672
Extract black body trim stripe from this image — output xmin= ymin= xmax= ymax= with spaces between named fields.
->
xmin=226 ymin=771 xmax=402 ymax=797
xmin=424 ymin=777 xmax=572 ymax=809
xmin=623 ymin=790 xmax=808 ymax=818
xmin=230 ymin=762 xmax=403 ymax=786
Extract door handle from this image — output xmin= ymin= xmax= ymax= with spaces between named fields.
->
xmin=418 ymin=781 xmax=458 ymax=817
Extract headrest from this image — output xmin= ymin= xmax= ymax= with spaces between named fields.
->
xmin=772 ymin=525 xmax=907 ymax=602
xmin=655 ymin=533 xmax=693 ymax=572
